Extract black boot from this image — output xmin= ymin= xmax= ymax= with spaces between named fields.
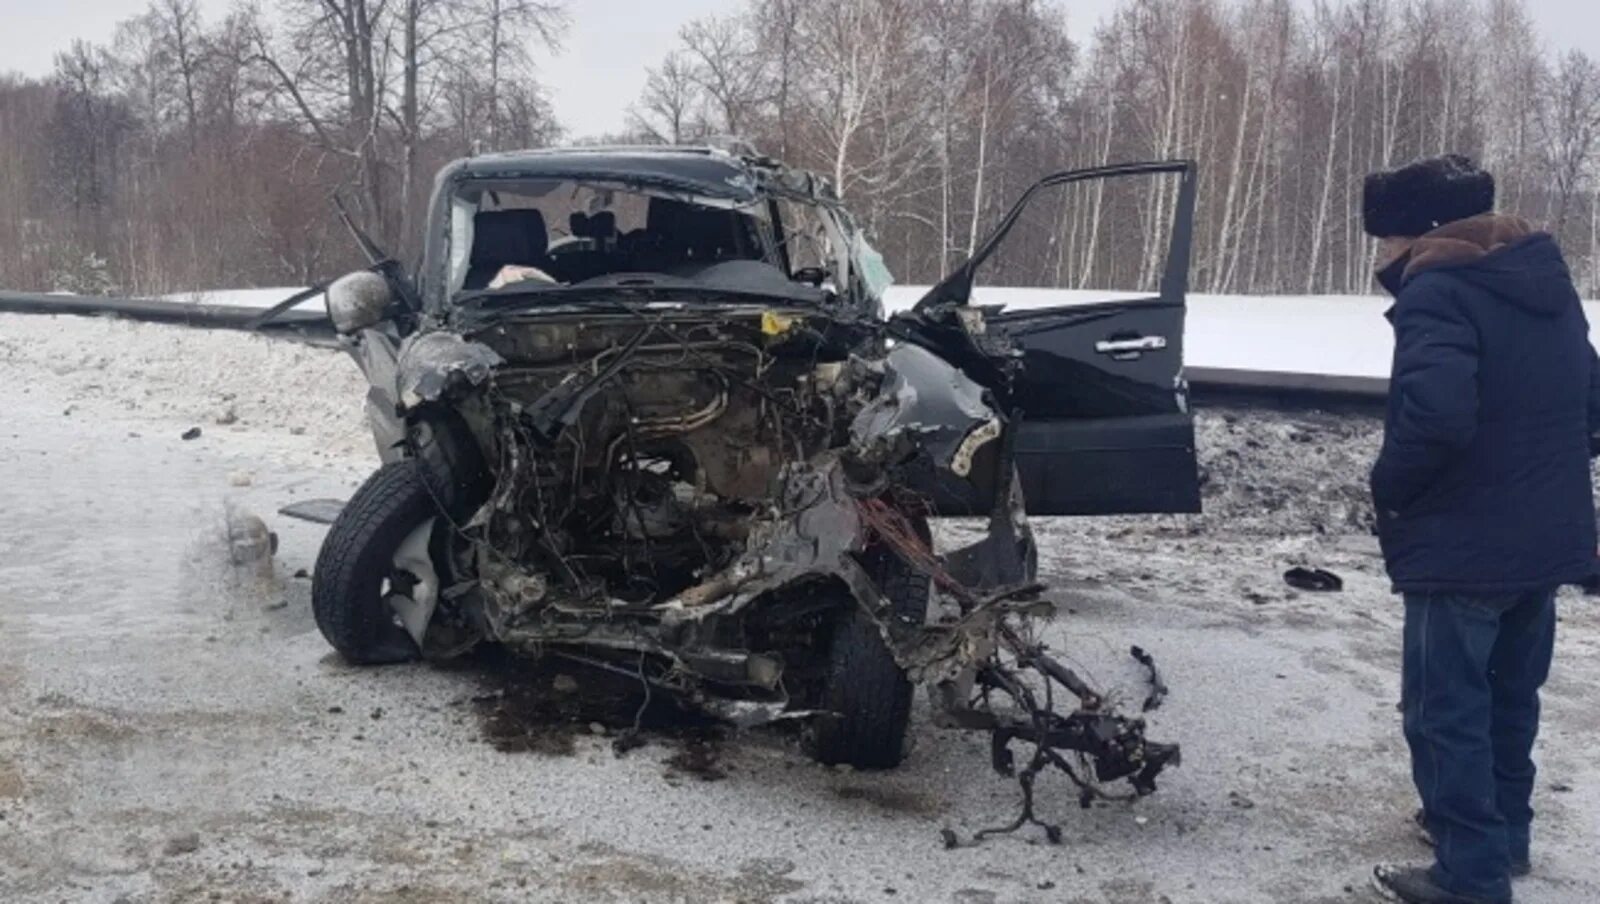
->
xmin=1371 ymin=865 xmax=1510 ymax=904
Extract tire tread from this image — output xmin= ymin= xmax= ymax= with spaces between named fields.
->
xmin=813 ymin=548 xmax=928 ymax=769
xmin=311 ymin=460 xmax=437 ymax=664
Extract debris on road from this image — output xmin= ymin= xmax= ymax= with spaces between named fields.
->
xmin=224 ymin=508 xmax=277 ymax=567
xmin=1283 ymin=566 xmax=1343 ymax=592
xmin=162 ymin=832 xmax=201 ymax=856
xmin=1130 ymin=645 xmax=1169 ymax=712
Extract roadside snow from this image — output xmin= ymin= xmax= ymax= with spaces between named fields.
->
xmin=0 ymin=313 xmax=369 ymax=461
xmin=161 ymin=286 xmax=326 ymax=312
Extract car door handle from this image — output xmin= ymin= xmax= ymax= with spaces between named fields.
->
xmin=1095 ymin=335 xmax=1167 ymax=355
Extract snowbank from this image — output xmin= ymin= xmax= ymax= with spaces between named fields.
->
xmin=0 ymin=312 xmax=369 ymax=459
xmin=161 ymin=286 xmax=327 ymax=312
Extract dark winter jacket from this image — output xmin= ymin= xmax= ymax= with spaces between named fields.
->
xmin=1372 ymin=213 xmax=1600 ymax=593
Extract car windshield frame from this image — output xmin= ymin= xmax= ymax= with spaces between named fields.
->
xmin=420 ymin=157 xmax=877 ymax=319
xmin=443 ymin=177 xmax=785 ymax=295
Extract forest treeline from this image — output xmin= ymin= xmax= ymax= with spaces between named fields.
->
xmin=2 ymin=0 xmax=1597 ymax=298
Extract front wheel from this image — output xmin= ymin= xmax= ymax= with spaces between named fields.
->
xmin=811 ymin=544 xmax=931 ymax=769
xmin=312 ymin=460 xmax=442 ymax=664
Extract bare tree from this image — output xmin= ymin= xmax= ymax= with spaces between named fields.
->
xmin=630 ymin=52 xmax=705 ymax=144
xmin=153 ymin=0 xmax=205 ymax=149
xmin=1539 ymin=51 xmax=1600 ymax=234
xmin=680 ymin=15 xmax=765 ymax=136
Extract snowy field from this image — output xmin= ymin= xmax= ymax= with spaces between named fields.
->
xmin=2 ymin=311 xmax=1599 ymax=902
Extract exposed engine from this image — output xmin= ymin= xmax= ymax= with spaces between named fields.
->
xmin=466 ymin=310 xmax=861 ymax=614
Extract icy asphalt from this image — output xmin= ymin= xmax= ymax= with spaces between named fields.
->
xmin=1 ymin=313 xmax=1597 ymax=903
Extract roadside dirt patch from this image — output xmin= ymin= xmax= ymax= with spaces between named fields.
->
xmin=1194 ymin=407 xmax=1384 ymax=537
xmin=833 ymin=783 xmax=947 ymax=816
xmin=463 ymin=648 xmax=727 ymax=772
xmin=29 ymin=709 xmax=137 ymax=745
xmin=554 ymin=846 xmax=805 ymax=903
xmin=0 ymin=763 xmax=23 ymax=800
xmin=662 ymin=736 xmax=728 ymax=783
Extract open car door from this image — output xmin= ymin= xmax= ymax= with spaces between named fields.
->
xmin=910 ymin=161 xmax=1201 ymax=516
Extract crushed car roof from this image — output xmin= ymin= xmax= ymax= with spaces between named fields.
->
xmin=443 ymin=145 xmax=836 ymax=204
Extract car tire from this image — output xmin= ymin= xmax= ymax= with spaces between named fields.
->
xmin=312 ymin=460 xmax=440 ymax=665
xmin=812 ymin=543 xmax=931 ymax=769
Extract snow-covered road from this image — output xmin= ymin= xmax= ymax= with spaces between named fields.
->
xmin=2 ymin=312 xmax=1597 ymax=902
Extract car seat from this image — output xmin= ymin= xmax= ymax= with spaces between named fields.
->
xmin=463 ymin=209 xmax=549 ymax=290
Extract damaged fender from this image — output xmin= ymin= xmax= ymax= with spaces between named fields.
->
xmin=395 ymin=331 xmax=504 ymax=409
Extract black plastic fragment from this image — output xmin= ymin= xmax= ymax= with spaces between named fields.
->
xmin=1130 ymin=645 xmax=1168 ymax=711
xmin=1283 ymin=566 xmax=1343 ymax=592
xmin=279 ymin=498 xmax=347 ymax=525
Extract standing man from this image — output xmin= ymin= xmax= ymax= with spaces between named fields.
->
xmin=1363 ymin=154 xmax=1599 ymax=904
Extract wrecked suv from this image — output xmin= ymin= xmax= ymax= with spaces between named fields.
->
xmin=309 ymin=146 xmax=1199 ymax=799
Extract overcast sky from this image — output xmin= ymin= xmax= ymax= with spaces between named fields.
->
xmin=3 ymin=0 xmax=1599 ymax=138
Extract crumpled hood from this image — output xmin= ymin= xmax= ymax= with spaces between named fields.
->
xmin=1401 ymin=213 xmax=1579 ymax=316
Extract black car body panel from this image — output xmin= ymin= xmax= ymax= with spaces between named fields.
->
xmin=902 ymin=161 xmax=1201 ymax=517
xmin=993 ymin=299 xmax=1200 ymax=515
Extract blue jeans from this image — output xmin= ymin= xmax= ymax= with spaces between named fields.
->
xmin=1402 ymin=589 xmax=1557 ymax=902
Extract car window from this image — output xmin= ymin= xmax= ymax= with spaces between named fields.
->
xmin=973 ymin=172 xmax=1180 ymax=294
xmin=446 ymin=179 xmax=781 ymax=295
xmin=482 ymin=183 xmax=651 ymax=240
xmin=851 ymin=232 xmax=894 ymax=301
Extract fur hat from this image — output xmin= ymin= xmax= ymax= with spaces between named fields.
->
xmin=1363 ymin=154 xmax=1496 ymax=238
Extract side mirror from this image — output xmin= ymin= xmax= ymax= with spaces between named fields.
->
xmin=326 ymin=270 xmax=394 ymax=333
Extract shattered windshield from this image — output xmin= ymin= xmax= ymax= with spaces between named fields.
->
xmin=446 ymin=179 xmax=842 ymax=305
xmin=852 ymin=232 xmax=894 ymax=301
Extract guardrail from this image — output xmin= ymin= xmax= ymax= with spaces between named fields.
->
xmin=0 ymin=290 xmax=334 ymax=338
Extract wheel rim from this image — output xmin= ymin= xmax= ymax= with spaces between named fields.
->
xmin=384 ymin=518 xmax=440 ymax=648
